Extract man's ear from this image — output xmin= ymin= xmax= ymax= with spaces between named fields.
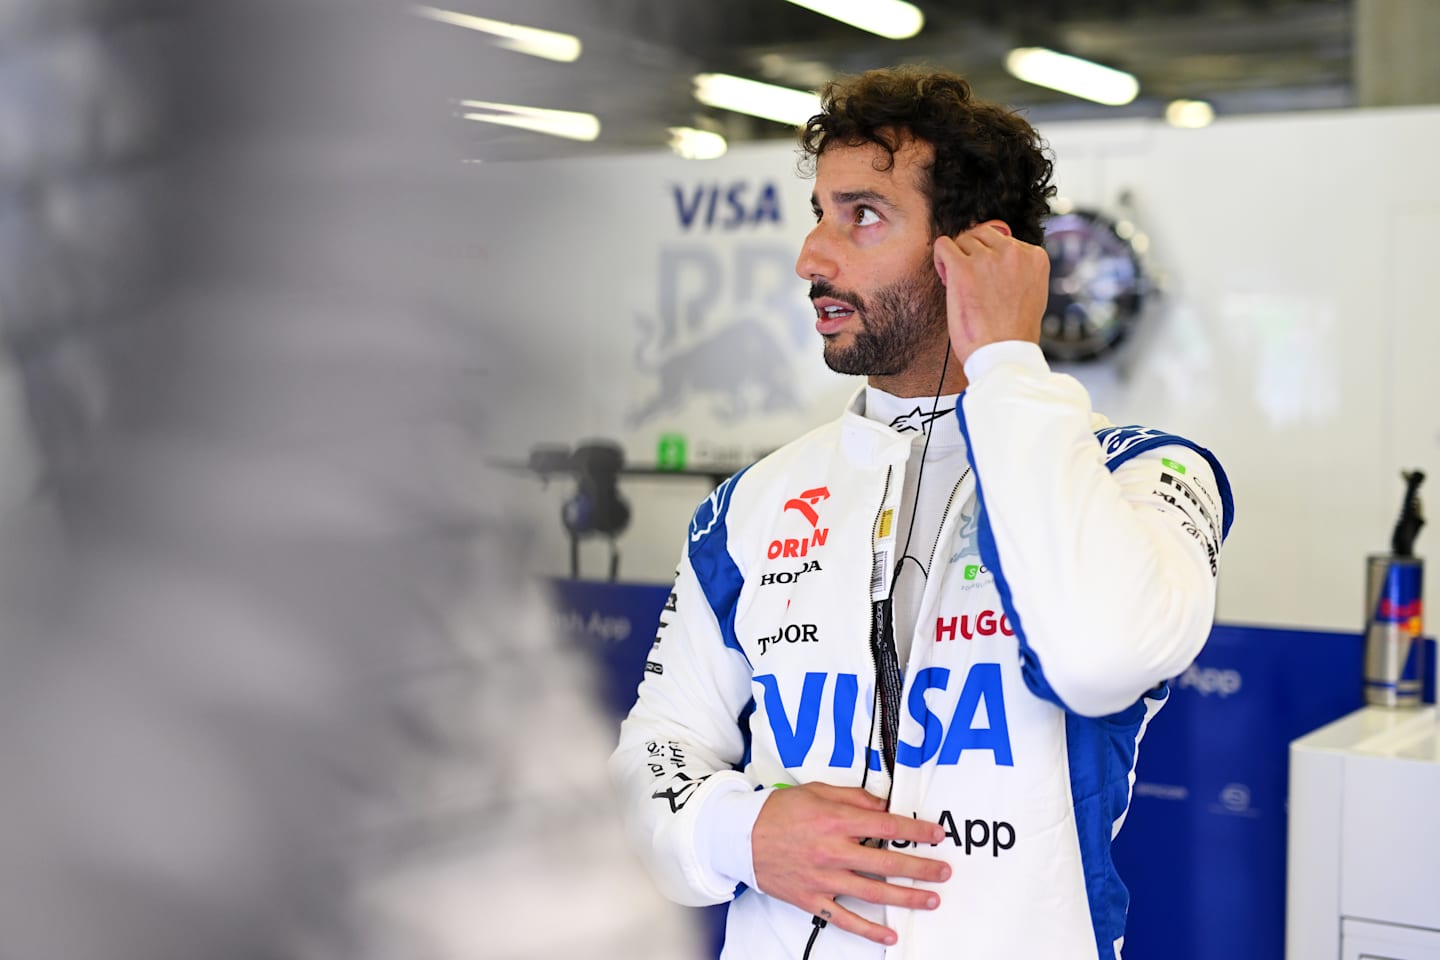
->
xmin=973 ymin=219 xmax=1012 ymax=238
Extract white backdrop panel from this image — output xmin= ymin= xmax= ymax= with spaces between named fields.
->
xmin=475 ymin=107 xmax=1440 ymax=633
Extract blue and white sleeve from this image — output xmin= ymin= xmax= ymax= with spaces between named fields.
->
xmin=956 ymin=341 xmax=1234 ymax=717
xmin=609 ymin=479 xmax=764 ymax=905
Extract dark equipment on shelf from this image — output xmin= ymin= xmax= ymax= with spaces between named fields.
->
xmin=503 ymin=441 xmax=744 ymax=582
xmin=530 ymin=441 xmax=632 ymax=581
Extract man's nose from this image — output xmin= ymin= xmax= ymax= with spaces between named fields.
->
xmin=795 ymin=225 xmax=838 ymax=283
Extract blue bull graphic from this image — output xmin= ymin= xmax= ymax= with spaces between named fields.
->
xmin=629 ymin=317 xmax=799 ymax=426
xmin=629 ymin=245 xmax=814 ymax=427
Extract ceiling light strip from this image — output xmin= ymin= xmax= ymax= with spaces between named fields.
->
xmin=669 ymin=127 xmax=728 ymax=160
xmin=460 ymin=101 xmax=600 ymax=141
xmin=1004 ymin=47 xmax=1138 ymax=106
xmin=414 ymin=5 xmax=581 ymax=62
xmin=780 ymin=0 xmax=923 ymax=40
xmin=693 ymin=74 xmax=822 ymax=126
xmin=1165 ymin=99 xmax=1215 ymax=128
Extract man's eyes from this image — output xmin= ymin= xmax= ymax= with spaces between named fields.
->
xmin=810 ymin=205 xmax=882 ymax=225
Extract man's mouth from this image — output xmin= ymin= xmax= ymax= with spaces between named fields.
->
xmin=813 ymin=298 xmax=857 ymax=333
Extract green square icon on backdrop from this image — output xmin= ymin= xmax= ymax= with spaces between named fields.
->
xmin=657 ymin=433 xmax=687 ymax=471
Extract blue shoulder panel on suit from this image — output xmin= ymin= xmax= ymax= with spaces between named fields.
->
xmin=687 ymin=466 xmax=753 ymax=666
xmin=1093 ymin=425 xmax=1235 ymax=540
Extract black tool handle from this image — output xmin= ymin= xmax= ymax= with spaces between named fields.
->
xmin=1391 ymin=470 xmax=1426 ymax=557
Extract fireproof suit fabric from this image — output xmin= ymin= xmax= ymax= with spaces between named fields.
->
xmin=611 ymin=341 xmax=1234 ymax=960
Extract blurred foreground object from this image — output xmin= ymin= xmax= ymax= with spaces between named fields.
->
xmin=0 ymin=1 xmax=703 ymax=957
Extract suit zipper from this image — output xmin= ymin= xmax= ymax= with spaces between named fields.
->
xmin=869 ymin=465 xmax=894 ymax=604
xmin=925 ymin=467 xmax=972 ymax=574
xmin=867 ymin=466 xmax=893 ymax=783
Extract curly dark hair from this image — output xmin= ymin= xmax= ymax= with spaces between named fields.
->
xmin=799 ymin=66 xmax=1055 ymax=246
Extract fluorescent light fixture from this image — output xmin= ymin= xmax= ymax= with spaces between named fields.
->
xmin=414 ymin=5 xmax=581 ymax=62
xmin=1004 ymin=47 xmax=1138 ymax=106
xmin=1165 ymin=98 xmax=1215 ymax=128
xmin=668 ymin=127 xmax=728 ymax=160
xmin=780 ymin=0 xmax=923 ymax=39
xmin=460 ymin=100 xmax=599 ymax=141
xmin=693 ymin=74 xmax=822 ymax=126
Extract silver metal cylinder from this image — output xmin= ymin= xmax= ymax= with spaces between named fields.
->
xmin=1363 ymin=554 xmax=1424 ymax=707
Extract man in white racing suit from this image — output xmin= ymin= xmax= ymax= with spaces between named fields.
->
xmin=611 ymin=66 xmax=1233 ymax=960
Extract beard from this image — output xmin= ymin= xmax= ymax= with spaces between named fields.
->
xmin=813 ymin=262 xmax=947 ymax=377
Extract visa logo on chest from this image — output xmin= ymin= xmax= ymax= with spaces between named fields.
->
xmin=753 ymin=664 xmax=1013 ymax=770
xmin=673 ymin=181 xmax=783 ymax=231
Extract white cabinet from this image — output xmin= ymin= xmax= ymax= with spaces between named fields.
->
xmin=1342 ymin=918 xmax=1440 ymax=960
xmin=1287 ymin=707 xmax=1440 ymax=960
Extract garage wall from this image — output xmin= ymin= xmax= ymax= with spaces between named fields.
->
xmin=477 ymin=105 xmax=1440 ymax=633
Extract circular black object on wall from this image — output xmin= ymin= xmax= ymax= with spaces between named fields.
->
xmin=1040 ymin=209 xmax=1148 ymax=363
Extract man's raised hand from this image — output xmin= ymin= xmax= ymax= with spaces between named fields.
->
xmin=933 ymin=220 xmax=1049 ymax=366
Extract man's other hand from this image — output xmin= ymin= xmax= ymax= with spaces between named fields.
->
xmin=750 ymin=782 xmax=950 ymax=946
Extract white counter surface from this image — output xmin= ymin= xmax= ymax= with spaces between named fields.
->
xmin=1287 ymin=706 xmax=1440 ymax=959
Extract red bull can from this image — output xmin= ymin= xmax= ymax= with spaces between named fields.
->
xmin=1363 ymin=555 xmax=1424 ymax=707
